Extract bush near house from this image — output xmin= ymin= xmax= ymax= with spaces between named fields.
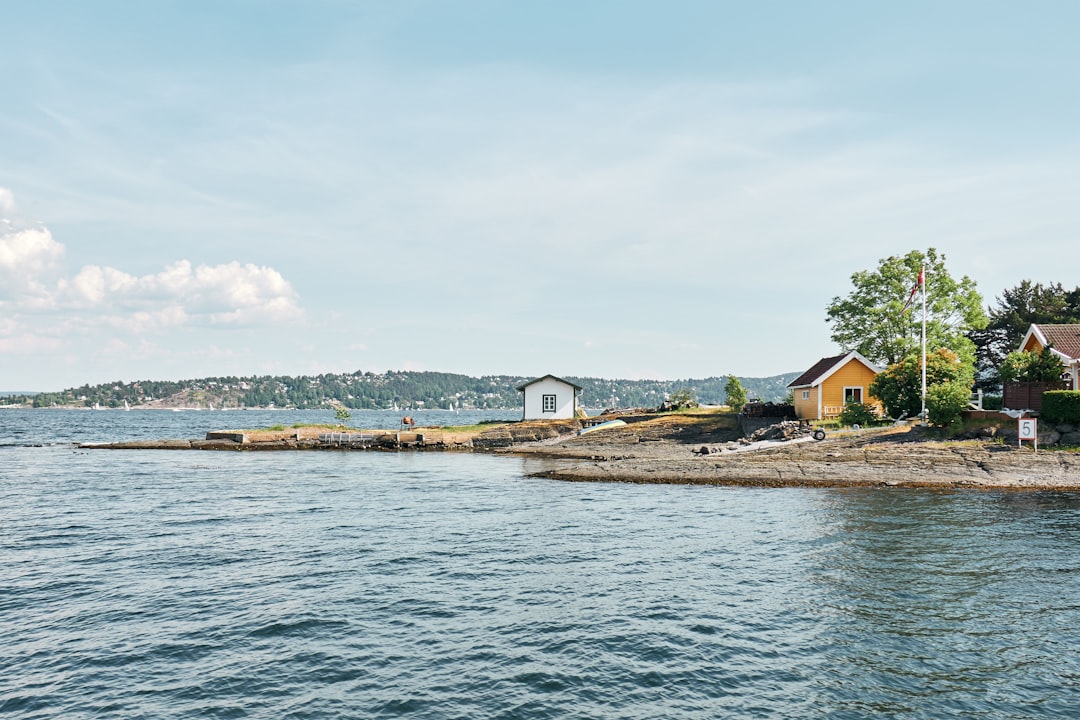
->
xmin=1041 ymin=391 xmax=1080 ymax=424
xmin=926 ymin=382 xmax=971 ymax=428
xmin=838 ymin=402 xmax=878 ymax=427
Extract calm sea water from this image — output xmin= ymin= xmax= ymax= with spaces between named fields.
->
xmin=2 ymin=409 xmax=1080 ymax=719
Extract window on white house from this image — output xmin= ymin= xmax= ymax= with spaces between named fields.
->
xmin=542 ymin=394 xmax=556 ymax=412
xmin=802 ymin=390 xmax=810 ymax=401
xmin=844 ymin=387 xmax=863 ymax=404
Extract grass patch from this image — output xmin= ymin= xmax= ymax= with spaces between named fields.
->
xmin=437 ymin=422 xmax=508 ymax=433
xmin=672 ymin=406 xmax=733 ymax=416
xmin=954 ymin=415 xmax=1010 ymax=434
xmin=258 ymin=423 xmax=352 ymax=432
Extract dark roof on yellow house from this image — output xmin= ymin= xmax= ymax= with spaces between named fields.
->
xmin=788 ymin=350 xmax=882 ymax=388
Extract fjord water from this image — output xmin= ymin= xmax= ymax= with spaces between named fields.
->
xmin=2 ymin=411 xmax=1079 ymax=718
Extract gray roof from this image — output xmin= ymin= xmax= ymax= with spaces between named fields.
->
xmin=515 ymin=374 xmax=583 ymax=392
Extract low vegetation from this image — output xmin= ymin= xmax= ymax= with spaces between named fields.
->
xmin=838 ymin=402 xmax=879 ymax=428
xmin=1041 ymin=391 xmax=1080 ymax=424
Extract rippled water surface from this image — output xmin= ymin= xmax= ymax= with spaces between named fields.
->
xmin=3 ymin=410 xmax=1080 ymax=718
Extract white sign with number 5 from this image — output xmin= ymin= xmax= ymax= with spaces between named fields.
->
xmin=1019 ymin=418 xmax=1038 ymax=441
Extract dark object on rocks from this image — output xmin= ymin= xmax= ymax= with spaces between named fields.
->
xmin=697 ymin=446 xmax=712 ymax=455
xmin=746 ymin=421 xmax=815 ymax=443
xmin=813 ymin=428 xmax=827 ymax=441
xmin=742 ymin=402 xmax=797 ymax=419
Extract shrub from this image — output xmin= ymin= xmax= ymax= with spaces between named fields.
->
xmin=870 ymin=348 xmax=975 ymax=419
xmin=926 ymin=382 xmax=971 ymax=428
xmin=668 ymin=388 xmax=699 ymax=410
xmin=839 ymin=402 xmax=878 ymax=428
xmin=1041 ymin=391 xmax=1080 ymax=424
xmin=999 ymin=347 xmax=1066 ymax=383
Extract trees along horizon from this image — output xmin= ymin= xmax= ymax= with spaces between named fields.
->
xmin=827 ymin=249 xmax=987 ymax=426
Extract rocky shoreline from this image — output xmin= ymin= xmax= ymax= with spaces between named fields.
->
xmin=500 ymin=417 xmax=1080 ymax=489
xmin=79 ymin=412 xmax=1080 ymax=490
xmin=523 ymin=431 xmax=1080 ymax=489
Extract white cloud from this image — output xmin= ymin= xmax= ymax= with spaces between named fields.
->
xmin=56 ymin=259 xmax=302 ymax=325
xmin=0 ymin=190 xmax=67 ymax=307
xmin=0 ymin=188 xmax=15 ymax=215
xmin=64 ymin=264 xmax=138 ymax=305
xmin=0 ymin=227 xmax=65 ymax=301
xmin=0 ymin=330 xmax=63 ymax=355
xmin=1 ymin=188 xmax=303 ymax=341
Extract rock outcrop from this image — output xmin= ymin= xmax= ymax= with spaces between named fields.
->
xmin=533 ymin=428 xmax=1080 ymax=489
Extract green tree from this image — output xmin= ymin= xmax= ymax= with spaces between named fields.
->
xmin=826 ymin=248 xmax=987 ymax=368
xmin=334 ymin=405 xmax=352 ymax=422
xmin=999 ymin=346 xmax=1066 ymax=383
xmin=869 ymin=348 xmax=975 ymax=419
xmin=724 ymin=375 xmax=748 ymax=412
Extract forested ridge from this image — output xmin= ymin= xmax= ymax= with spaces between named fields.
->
xmin=11 ymin=371 xmax=799 ymax=410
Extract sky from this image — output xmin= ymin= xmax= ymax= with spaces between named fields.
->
xmin=4 ymin=1 xmax=1080 ymax=391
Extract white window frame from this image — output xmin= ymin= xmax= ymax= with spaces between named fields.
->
xmin=542 ymin=394 xmax=557 ymax=413
xmin=802 ymin=390 xmax=810 ymax=401
xmin=843 ymin=386 xmax=863 ymax=405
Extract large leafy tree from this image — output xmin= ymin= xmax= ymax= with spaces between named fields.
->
xmin=826 ymin=248 xmax=987 ymax=367
xmin=969 ymin=280 xmax=1080 ymax=389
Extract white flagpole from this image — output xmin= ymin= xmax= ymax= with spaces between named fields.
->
xmin=921 ymin=264 xmax=927 ymax=424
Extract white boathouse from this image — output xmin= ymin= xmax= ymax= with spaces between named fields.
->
xmin=517 ymin=375 xmax=582 ymax=420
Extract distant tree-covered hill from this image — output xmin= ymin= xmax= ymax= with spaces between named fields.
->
xmin=12 ymin=370 xmax=800 ymax=410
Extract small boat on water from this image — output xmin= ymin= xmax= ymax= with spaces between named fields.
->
xmin=578 ymin=419 xmax=627 ymax=436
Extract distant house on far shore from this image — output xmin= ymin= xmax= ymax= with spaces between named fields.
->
xmin=788 ymin=351 xmax=882 ymax=420
xmin=1019 ymin=324 xmax=1080 ymax=390
xmin=517 ymin=375 xmax=582 ymax=420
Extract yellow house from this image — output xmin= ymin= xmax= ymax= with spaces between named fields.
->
xmin=1019 ymin=324 xmax=1080 ymax=390
xmin=788 ymin=351 xmax=883 ymax=420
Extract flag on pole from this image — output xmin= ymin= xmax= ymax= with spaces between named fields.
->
xmin=901 ymin=268 xmax=924 ymax=315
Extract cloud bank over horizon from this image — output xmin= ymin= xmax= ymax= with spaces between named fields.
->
xmin=0 ymin=188 xmax=302 ymax=361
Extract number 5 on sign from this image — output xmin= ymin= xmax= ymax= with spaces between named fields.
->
xmin=1019 ymin=418 xmax=1038 ymax=451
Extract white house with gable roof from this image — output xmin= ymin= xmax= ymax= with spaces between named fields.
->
xmin=517 ymin=375 xmax=582 ymax=420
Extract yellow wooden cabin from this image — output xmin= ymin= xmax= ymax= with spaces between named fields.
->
xmin=1019 ymin=324 xmax=1080 ymax=390
xmin=788 ymin=351 xmax=883 ymax=420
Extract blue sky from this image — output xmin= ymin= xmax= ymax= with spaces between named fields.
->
xmin=4 ymin=1 xmax=1080 ymax=391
